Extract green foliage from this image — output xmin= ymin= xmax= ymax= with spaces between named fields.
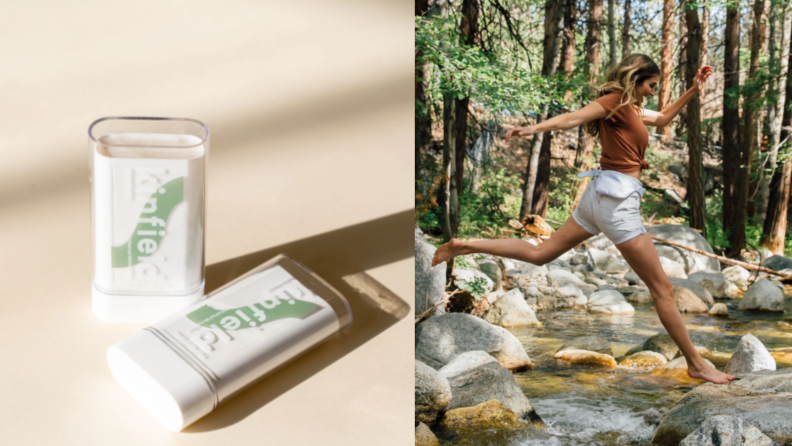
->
xmin=457 ymin=166 xmax=522 ymax=238
xmin=457 ymin=276 xmax=490 ymax=301
xmin=703 ymin=189 xmax=731 ymax=254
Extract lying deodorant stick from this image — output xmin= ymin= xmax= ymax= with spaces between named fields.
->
xmin=106 ymin=254 xmax=352 ymax=432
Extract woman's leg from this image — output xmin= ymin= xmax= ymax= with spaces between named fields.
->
xmin=431 ymin=215 xmax=595 ymax=267
xmin=613 ymin=233 xmax=735 ymax=384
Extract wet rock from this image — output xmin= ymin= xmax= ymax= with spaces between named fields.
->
xmin=587 ymin=289 xmax=636 ymax=314
xmin=415 ymin=360 xmax=452 ymax=425
xmin=673 ymin=286 xmax=708 ymax=313
xmin=650 ymin=369 xmax=792 ymax=446
xmin=415 ymin=227 xmax=447 ymax=317
xmin=738 ymin=279 xmax=785 ymax=312
xmin=553 ymin=349 xmax=617 ymax=367
xmin=538 ymin=294 xmax=558 ymax=310
xmin=624 ymin=270 xmax=644 ymax=285
xmin=570 ymin=252 xmax=589 ymax=265
xmin=476 ymin=258 xmax=503 ymax=290
xmin=557 ymin=284 xmax=587 ymax=306
xmin=597 ymin=284 xmax=617 ymax=291
xmin=588 ymin=248 xmax=629 ymax=272
xmin=438 ymin=400 xmax=528 ymax=431
xmin=628 ymin=290 xmax=654 ymax=303
xmin=547 ymin=269 xmax=589 ymax=289
xmin=724 ymin=281 xmax=744 ymax=299
xmin=647 ymin=224 xmax=721 ymax=273
xmin=669 ymin=278 xmax=715 ymax=305
xmin=652 ymin=356 xmax=716 ymax=381
xmin=724 ymin=334 xmax=776 ymax=375
xmin=626 ymin=334 xmax=679 ymax=360
xmin=617 ymin=285 xmax=644 ymax=295
xmin=483 ymin=289 xmax=540 ymax=327
xmin=619 ymin=350 xmax=668 ymax=369
xmin=660 ymin=257 xmax=688 ymax=279
xmin=678 ymin=415 xmax=777 ymax=446
xmin=415 ymin=422 xmax=441 ymax=446
xmin=438 ymin=351 xmax=541 ymax=421
xmin=556 ymin=335 xmax=614 ymax=356
xmin=415 ymin=313 xmax=532 ymax=370
xmin=590 ymin=301 xmax=635 ymax=314
xmin=770 ymin=351 xmax=792 ymax=368
xmin=723 ymin=265 xmax=751 ymax=287
xmin=708 ymin=302 xmax=729 ymax=317
xmin=688 ymin=271 xmax=727 ymax=298
xmin=761 ymin=255 xmax=792 ymax=272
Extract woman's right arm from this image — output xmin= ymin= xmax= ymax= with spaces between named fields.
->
xmin=505 ymin=101 xmax=607 ymax=142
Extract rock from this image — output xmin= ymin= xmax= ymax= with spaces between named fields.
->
xmin=669 ymin=278 xmax=715 ymax=305
xmin=588 ymin=289 xmax=627 ymax=305
xmin=619 ymin=350 xmax=668 ymax=369
xmin=688 ymin=271 xmax=728 ymax=298
xmin=673 ymin=286 xmax=709 ymax=313
xmin=590 ymin=301 xmax=636 ymax=315
xmin=415 ymin=422 xmax=441 ymax=446
xmin=650 ymin=369 xmax=792 ymax=445
xmin=617 ymin=285 xmax=643 ymax=295
xmin=415 ymin=313 xmax=532 ymax=370
xmin=624 ymin=270 xmax=644 ymax=285
xmin=415 ymin=227 xmax=447 ymax=317
xmin=556 ymin=335 xmax=614 ymax=356
xmin=520 ymin=263 xmax=549 ymax=280
xmin=647 ymin=224 xmax=721 ymax=273
xmin=438 ymin=351 xmax=542 ymax=422
xmin=668 ymin=162 xmax=688 ymax=180
xmin=476 ymin=258 xmax=503 ymax=291
xmin=664 ymin=189 xmax=684 ymax=204
xmin=761 ymin=255 xmax=792 ymax=272
xmin=453 ymin=268 xmax=495 ymax=299
xmin=483 ymin=289 xmax=540 ymax=327
xmin=626 ymin=334 xmax=679 ymax=360
xmin=628 ymin=290 xmax=654 ymax=303
xmin=557 ymin=284 xmax=587 ymax=306
xmin=553 ymin=349 xmax=617 ymax=367
xmin=585 ymin=275 xmax=609 ymax=287
xmin=673 ymin=345 xmax=713 ymax=360
xmin=678 ymin=415 xmax=777 ymax=446
xmin=546 ymin=269 xmax=590 ymax=289
xmin=587 ymin=289 xmax=636 ymax=314
xmin=597 ymin=284 xmax=617 ymax=291
xmin=724 ymin=281 xmax=744 ymax=299
xmin=438 ymin=400 xmax=528 ymax=431
xmin=723 ymin=265 xmax=751 ymax=287
xmin=659 ymin=257 xmax=688 ymax=279
xmin=538 ymin=294 xmax=558 ymax=310
xmin=709 ymin=303 xmax=729 ymax=317
xmin=587 ymin=248 xmax=629 ymax=272
xmin=570 ymin=252 xmax=589 ymax=265
xmin=571 ymin=264 xmax=591 ymax=275
xmin=653 ymin=356 xmax=716 ymax=381
xmin=415 ymin=361 xmax=451 ymax=425
xmin=724 ymin=334 xmax=776 ymax=375
xmin=738 ymin=279 xmax=785 ymax=312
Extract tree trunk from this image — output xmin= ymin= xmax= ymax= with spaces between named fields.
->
xmin=519 ymin=0 xmax=563 ymax=220
xmin=656 ymin=0 xmax=675 ymax=136
xmin=560 ymin=0 xmax=578 ymax=102
xmin=570 ymin=0 xmax=603 ymax=211
xmin=621 ymin=0 xmax=631 ymax=59
xmin=722 ymin=1 xmax=741 ymax=242
xmin=684 ymin=0 xmax=706 ymax=239
xmin=442 ymin=91 xmax=456 ymax=244
xmin=415 ymin=0 xmax=432 ymax=189
xmin=700 ymin=0 xmax=709 ymax=66
xmin=731 ymin=0 xmax=767 ymax=259
xmin=761 ymin=4 xmax=792 ymax=254
xmin=756 ymin=6 xmax=780 ymax=229
xmin=676 ymin=4 xmax=688 ymax=138
xmin=607 ymin=0 xmax=617 ymax=67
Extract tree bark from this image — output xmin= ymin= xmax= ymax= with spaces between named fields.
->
xmin=700 ymin=0 xmax=709 ymax=66
xmin=756 ymin=6 xmax=780 ymax=229
xmin=560 ymin=0 xmax=578 ymax=103
xmin=722 ymin=1 xmax=741 ymax=242
xmin=731 ymin=0 xmax=767 ymax=259
xmin=656 ymin=0 xmax=675 ymax=136
xmin=415 ymin=0 xmax=432 ymax=189
xmin=570 ymin=0 xmax=603 ymax=211
xmin=442 ymin=92 xmax=456 ymax=244
xmin=621 ymin=0 xmax=631 ymax=59
xmin=675 ymin=3 xmax=688 ymax=139
xmin=684 ymin=0 xmax=706 ymax=239
xmin=608 ymin=0 xmax=617 ymax=68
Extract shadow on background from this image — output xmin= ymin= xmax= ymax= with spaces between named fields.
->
xmin=183 ymin=209 xmax=413 ymax=433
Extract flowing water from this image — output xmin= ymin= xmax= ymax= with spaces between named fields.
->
xmin=435 ymin=291 xmax=792 ymax=446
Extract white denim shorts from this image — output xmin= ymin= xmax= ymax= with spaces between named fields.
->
xmin=571 ymin=174 xmax=647 ymax=245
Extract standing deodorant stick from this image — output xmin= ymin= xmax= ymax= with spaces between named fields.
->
xmin=106 ymin=254 xmax=353 ymax=432
xmin=89 ymin=117 xmax=208 ymax=324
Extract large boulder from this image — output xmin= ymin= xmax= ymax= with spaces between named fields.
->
xmin=453 ymin=268 xmax=495 ymax=299
xmin=438 ymin=351 xmax=542 ymax=423
xmin=587 ymin=248 xmax=629 ymax=272
xmin=688 ymin=271 xmax=728 ymax=298
xmin=415 ymin=360 xmax=452 ymax=425
xmin=650 ymin=369 xmax=792 ymax=446
xmin=673 ymin=286 xmax=709 ymax=313
xmin=557 ymin=284 xmax=588 ymax=306
xmin=646 ymin=224 xmax=721 ymax=273
xmin=678 ymin=415 xmax=776 ymax=446
xmin=626 ymin=334 xmax=679 ymax=360
xmin=588 ymin=289 xmax=635 ymax=314
xmin=438 ymin=400 xmax=528 ymax=431
xmin=723 ymin=265 xmax=751 ymax=287
xmin=415 ymin=227 xmax=447 ymax=317
xmin=556 ymin=335 xmax=613 ymax=356
xmin=483 ymin=289 xmax=540 ymax=327
xmin=415 ymin=313 xmax=532 ymax=370
xmin=761 ymin=255 xmax=792 ymax=272
xmin=659 ymin=257 xmax=688 ymax=279
xmin=724 ymin=334 xmax=776 ymax=375
xmin=738 ymin=279 xmax=785 ymax=312
xmin=669 ymin=278 xmax=715 ymax=305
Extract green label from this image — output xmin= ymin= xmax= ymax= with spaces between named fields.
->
xmin=111 ymin=177 xmax=184 ymax=268
xmin=186 ymin=298 xmax=322 ymax=331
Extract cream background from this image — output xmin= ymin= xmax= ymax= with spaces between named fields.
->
xmin=0 ymin=1 xmax=414 ymax=445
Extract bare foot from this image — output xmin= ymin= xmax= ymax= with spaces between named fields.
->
xmin=688 ymin=364 xmax=736 ymax=384
xmin=431 ymin=238 xmax=465 ymax=267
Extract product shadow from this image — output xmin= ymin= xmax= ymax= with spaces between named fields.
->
xmin=183 ymin=209 xmax=413 ymax=433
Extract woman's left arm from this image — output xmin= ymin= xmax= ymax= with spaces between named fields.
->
xmin=642 ymin=66 xmax=713 ymax=127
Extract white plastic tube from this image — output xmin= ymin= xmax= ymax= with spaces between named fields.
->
xmin=106 ymin=254 xmax=353 ymax=431
xmin=89 ymin=117 xmax=208 ymax=323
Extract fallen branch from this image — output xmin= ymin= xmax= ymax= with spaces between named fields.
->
xmin=415 ymin=289 xmax=463 ymax=325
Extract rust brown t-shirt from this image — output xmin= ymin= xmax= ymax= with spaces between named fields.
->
xmin=594 ymin=91 xmax=650 ymax=173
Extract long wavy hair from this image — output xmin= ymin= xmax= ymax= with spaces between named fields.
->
xmin=585 ymin=53 xmax=660 ymax=139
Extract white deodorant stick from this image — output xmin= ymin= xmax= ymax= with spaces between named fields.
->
xmin=89 ymin=117 xmax=208 ymax=323
xmin=106 ymin=254 xmax=353 ymax=432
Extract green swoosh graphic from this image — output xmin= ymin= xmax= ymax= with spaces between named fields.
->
xmin=111 ymin=176 xmax=184 ymax=268
xmin=186 ymin=299 xmax=322 ymax=331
